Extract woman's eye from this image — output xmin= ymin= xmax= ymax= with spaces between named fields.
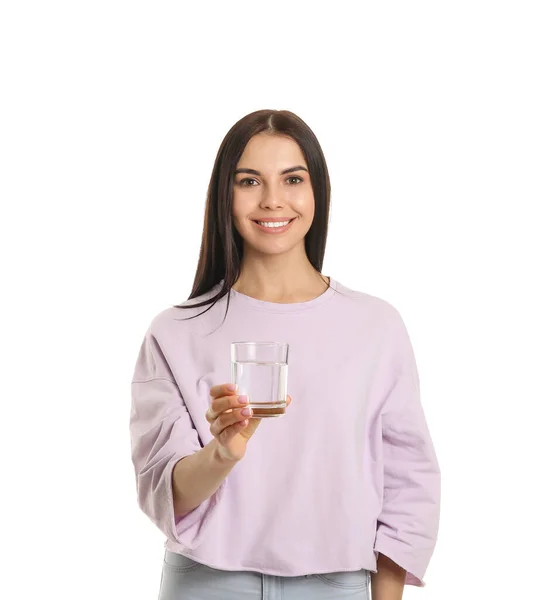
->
xmin=287 ymin=176 xmax=303 ymax=185
xmin=239 ymin=178 xmax=258 ymax=187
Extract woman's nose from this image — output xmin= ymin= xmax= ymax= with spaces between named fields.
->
xmin=259 ymin=188 xmax=284 ymax=209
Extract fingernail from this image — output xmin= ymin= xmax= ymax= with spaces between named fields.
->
xmin=241 ymin=407 xmax=252 ymax=416
xmin=238 ymin=395 xmax=249 ymax=404
xmin=228 ymin=383 xmax=237 ymax=392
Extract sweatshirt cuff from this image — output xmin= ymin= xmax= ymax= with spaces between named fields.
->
xmin=374 ymin=535 xmax=428 ymax=587
xmin=163 ymin=454 xmax=226 ymax=549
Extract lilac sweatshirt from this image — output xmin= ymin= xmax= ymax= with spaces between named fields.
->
xmin=129 ymin=279 xmax=440 ymax=587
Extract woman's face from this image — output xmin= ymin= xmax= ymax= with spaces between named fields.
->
xmin=232 ymin=133 xmax=315 ymax=257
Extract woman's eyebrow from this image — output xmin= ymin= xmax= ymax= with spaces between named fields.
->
xmin=234 ymin=165 xmax=308 ymax=176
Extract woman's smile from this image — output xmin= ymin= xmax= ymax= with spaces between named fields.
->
xmin=251 ymin=217 xmax=297 ymax=233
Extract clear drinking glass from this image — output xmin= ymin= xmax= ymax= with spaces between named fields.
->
xmin=230 ymin=342 xmax=289 ymax=418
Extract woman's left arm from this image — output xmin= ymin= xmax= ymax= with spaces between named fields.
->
xmin=371 ymin=552 xmax=406 ymax=600
xmin=373 ymin=309 xmax=441 ymax=588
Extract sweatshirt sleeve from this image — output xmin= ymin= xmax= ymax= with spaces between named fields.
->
xmin=373 ymin=311 xmax=441 ymax=587
xmin=129 ymin=325 xmax=224 ymax=549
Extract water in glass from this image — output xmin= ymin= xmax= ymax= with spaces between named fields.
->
xmin=231 ymin=359 xmax=288 ymax=417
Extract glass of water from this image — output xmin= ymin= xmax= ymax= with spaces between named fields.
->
xmin=230 ymin=342 xmax=289 ymax=418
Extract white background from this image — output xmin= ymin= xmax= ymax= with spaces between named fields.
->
xmin=1 ymin=2 xmax=550 ymax=598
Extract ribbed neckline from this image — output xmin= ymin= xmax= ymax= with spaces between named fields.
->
xmin=228 ymin=277 xmax=337 ymax=314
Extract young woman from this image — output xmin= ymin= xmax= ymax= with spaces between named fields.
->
xmin=130 ymin=109 xmax=440 ymax=599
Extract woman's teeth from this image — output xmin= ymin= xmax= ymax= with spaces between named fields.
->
xmin=257 ymin=220 xmax=291 ymax=228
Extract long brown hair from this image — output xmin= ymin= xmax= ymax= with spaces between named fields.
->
xmin=175 ymin=109 xmax=331 ymax=318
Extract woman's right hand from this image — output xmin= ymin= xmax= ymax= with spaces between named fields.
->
xmin=206 ymin=383 xmax=291 ymax=463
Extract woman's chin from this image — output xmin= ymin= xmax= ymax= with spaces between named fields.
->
xmin=243 ymin=239 xmax=301 ymax=257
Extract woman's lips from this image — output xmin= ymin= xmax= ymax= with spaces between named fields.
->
xmin=252 ymin=218 xmax=296 ymax=234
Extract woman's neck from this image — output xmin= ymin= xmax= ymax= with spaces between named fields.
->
xmin=233 ymin=251 xmax=329 ymax=304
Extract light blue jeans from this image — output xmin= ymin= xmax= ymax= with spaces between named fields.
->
xmin=159 ymin=550 xmax=371 ymax=599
